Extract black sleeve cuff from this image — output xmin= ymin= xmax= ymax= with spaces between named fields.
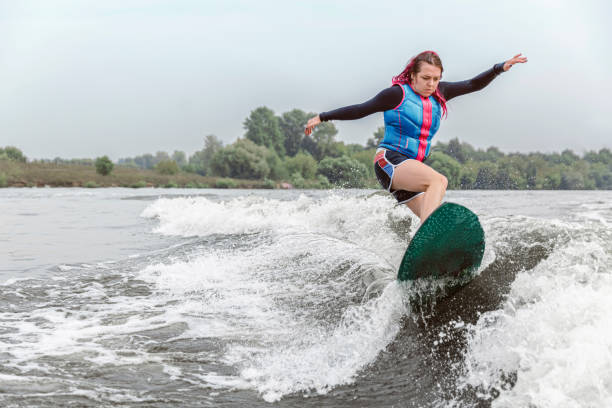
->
xmin=319 ymin=112 xmax=329 ymax=122
xmin=493 ymin=62 xmax=505 ymax=75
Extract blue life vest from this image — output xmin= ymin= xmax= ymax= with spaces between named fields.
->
xmin=380 ymin=83 xmax=442 ymax=161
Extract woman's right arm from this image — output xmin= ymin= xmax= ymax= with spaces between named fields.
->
xmin=305 ymin=85 xmax=402 ymax=135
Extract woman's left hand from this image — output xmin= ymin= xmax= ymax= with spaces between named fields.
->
xmin=304 ymin=115 xmax=321 ymax=136
xmin=503 ymin=53 xmax=528 ymax=71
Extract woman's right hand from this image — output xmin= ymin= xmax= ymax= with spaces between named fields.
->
xmin=304 ymin=115 xmax=321 ymax=136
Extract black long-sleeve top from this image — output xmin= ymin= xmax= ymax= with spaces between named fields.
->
xmin=319 ymin=62 xmax=506 ymax=121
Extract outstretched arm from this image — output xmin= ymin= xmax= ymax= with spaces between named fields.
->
xmin=304 ymin=86 xmax=403 ymax=136
xmin=439 ymin=53 xmax=528 ymax=101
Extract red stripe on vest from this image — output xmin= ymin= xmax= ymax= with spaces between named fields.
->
xmin=397 ymin=110 xmax=402 ymax=149
xmin=416 ymin=96 xmax=433 ymax=161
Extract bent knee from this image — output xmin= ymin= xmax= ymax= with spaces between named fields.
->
xmin=425 ymin=173 xmax=447 ymax=190
xmin=440 ymin=175 xmax=448 ymax=190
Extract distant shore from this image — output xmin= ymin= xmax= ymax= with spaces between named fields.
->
xmin=2 ymin=147 xmax=612 ymax=190
xmin=0 ymin=161 xmax=286 ymax=189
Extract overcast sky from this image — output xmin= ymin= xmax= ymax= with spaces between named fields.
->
xmin=1 ymin=0 xmax=610 ymax=160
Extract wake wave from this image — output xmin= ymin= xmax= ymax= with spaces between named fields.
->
xmin=459 ymin=219 xmax=612 ymax=407
xmin=139 ymin=193 xmax=418 ymax=400
xmin=139 ymin=192 xmax=612 ymax=404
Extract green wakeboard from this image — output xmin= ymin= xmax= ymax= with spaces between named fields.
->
xmin=398 ymin=202 xmax=485 ymax=281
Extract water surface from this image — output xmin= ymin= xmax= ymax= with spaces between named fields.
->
xmin=1 ymin=188 xmax=611 ymax=407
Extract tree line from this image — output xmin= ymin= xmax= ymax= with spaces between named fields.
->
xmin=116 ymin=106 xmax=612 ymax=190
xmin=118 ymin=107 xmax=374 ymax=188
xmin=2 ymin=105 xmax=611 ymax=189
xmin=429 ymin=139 xmax=612 ymax=189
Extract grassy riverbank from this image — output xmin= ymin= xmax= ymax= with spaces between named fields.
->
xmin=0 ymin=161 xmax=275 ymax=189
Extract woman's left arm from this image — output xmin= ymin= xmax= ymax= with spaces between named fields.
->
xmin=439 ymin=53 xmax=528 ymax=101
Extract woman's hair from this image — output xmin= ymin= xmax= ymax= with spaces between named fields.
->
xmin=392 ymin=50 xmax=448 ymax=118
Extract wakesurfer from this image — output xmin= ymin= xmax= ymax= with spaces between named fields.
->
xmin=304 ymin=51 xmax=527 ymax=221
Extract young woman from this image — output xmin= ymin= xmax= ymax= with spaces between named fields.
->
xmin=304 ymin=51 xmax=527 ymax=222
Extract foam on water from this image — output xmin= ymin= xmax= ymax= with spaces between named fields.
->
xmin=138 ymin=193 xmax=419 ymax=401
xmin=238 ymin=283 xmax=407 ymax=402
xmin=139 ymin=192 xmax=551 ymax=402
xmin=140 ymin=193 xmax=412 ymax=264
xmin=138 ymin=249 xmax=408 ymax=402
xmin=459 ymin=218 xmax=612 ymax=407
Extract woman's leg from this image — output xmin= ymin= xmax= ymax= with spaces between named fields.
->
xmin=392 ymin=159 xmax=448 ymax=222
xmin=405 ymin=194 xmax=423 ymax=219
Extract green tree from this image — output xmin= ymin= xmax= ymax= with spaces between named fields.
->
xmin=156 ymin=160 xmax=179 ymax=175
xmin=311 ymin=122 xmax=339 ymax=160
xmin=589 ymin=162 xmax=612 ymax=189
xmin=244 ymin=106 xmax=285 ymax=156
xmin=117 ymin=157 xmax=136 ymax=167
xmin=301 ymin=135 xmax=318 ymax=158
xmin=210 ymin=138 xmax=270 ymax=179
xmin=598 ymin=148 xmax=612 ymax=165
xmin=366 ymin=127 xmax=385 ymax=149
xmin=330 ymin=141 xmax=349 ymax=158
xmin=279 ymin=109 xmax=309 ymax=157
xmin=560 ymin=170 xmax=585 ymax=189
xmin=135 ymin=154 xmax=155 ymax=169
xmin=289 ymin=171 xmax=306 ymax=188
xmin=526 ymin=162 xmax=537 ymax=189
xmin=485 ymin=146 xmax=504 ymax=162
xmin=345 ymin=143 xmax=366 ymax=155
xmin=584 ymin=148 xmax=612 ymax=165
xmin=583 ymin=150 xmax=598 ymax=164
xmin=95 ymin=156 xmax=114 ymax=176
xmin=474 ymin=163 xmax=497 ymax=189
xmin=460 ymin=168 xmax=477 ymax=189
xmin=543 ymin=169 xmax=561 ymax=189
xmin=546 ymin=152 xmax=563 ymax=165
xmin=495 ymin=167 xmax=518 ymax=189
xmin=117 ymin=151 xmax=170 ymax=169
xmin=265 ymin=149 xmax=288 ymax=180
xmin=0 ymin=146 xmax=27 ymax=162
xmin=427 ymin=151 xmax=461 ymax=189
xmin=496 ymin=159 xmax=525 ymax=189
xmin=560 ymin=149 xmax=579 ymax=166
xmin=172 ymin=150 xmax=187 ymax=167
xmin=285 ymin=152 xmax=318 ymax=179
xmin=188 ymin=134 xmax=223 ymax=175
xmin=571 ymin=161 xmax=595 ymax=189
xmin=349 ymin=148 xmax=377 ymax=178
xmin=446 ymin=138 xmax=467 ymax=163
xmin=317 ymin=156 xmax=368 ymax=188
xmin=154 ymin=151 xmax=170 ymax=165
xmin=437 ymin=138 xmax=476 ymax=163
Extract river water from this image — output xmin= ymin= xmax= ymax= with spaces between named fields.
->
xmin=1 ymin=188 xmax=611 ymax=407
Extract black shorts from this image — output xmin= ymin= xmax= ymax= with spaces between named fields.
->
xmin=373 ymin=148 xmax=424 ymax=204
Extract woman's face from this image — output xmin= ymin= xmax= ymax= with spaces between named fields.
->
xmin=410 ymin=62 xmax=442 ymax=98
